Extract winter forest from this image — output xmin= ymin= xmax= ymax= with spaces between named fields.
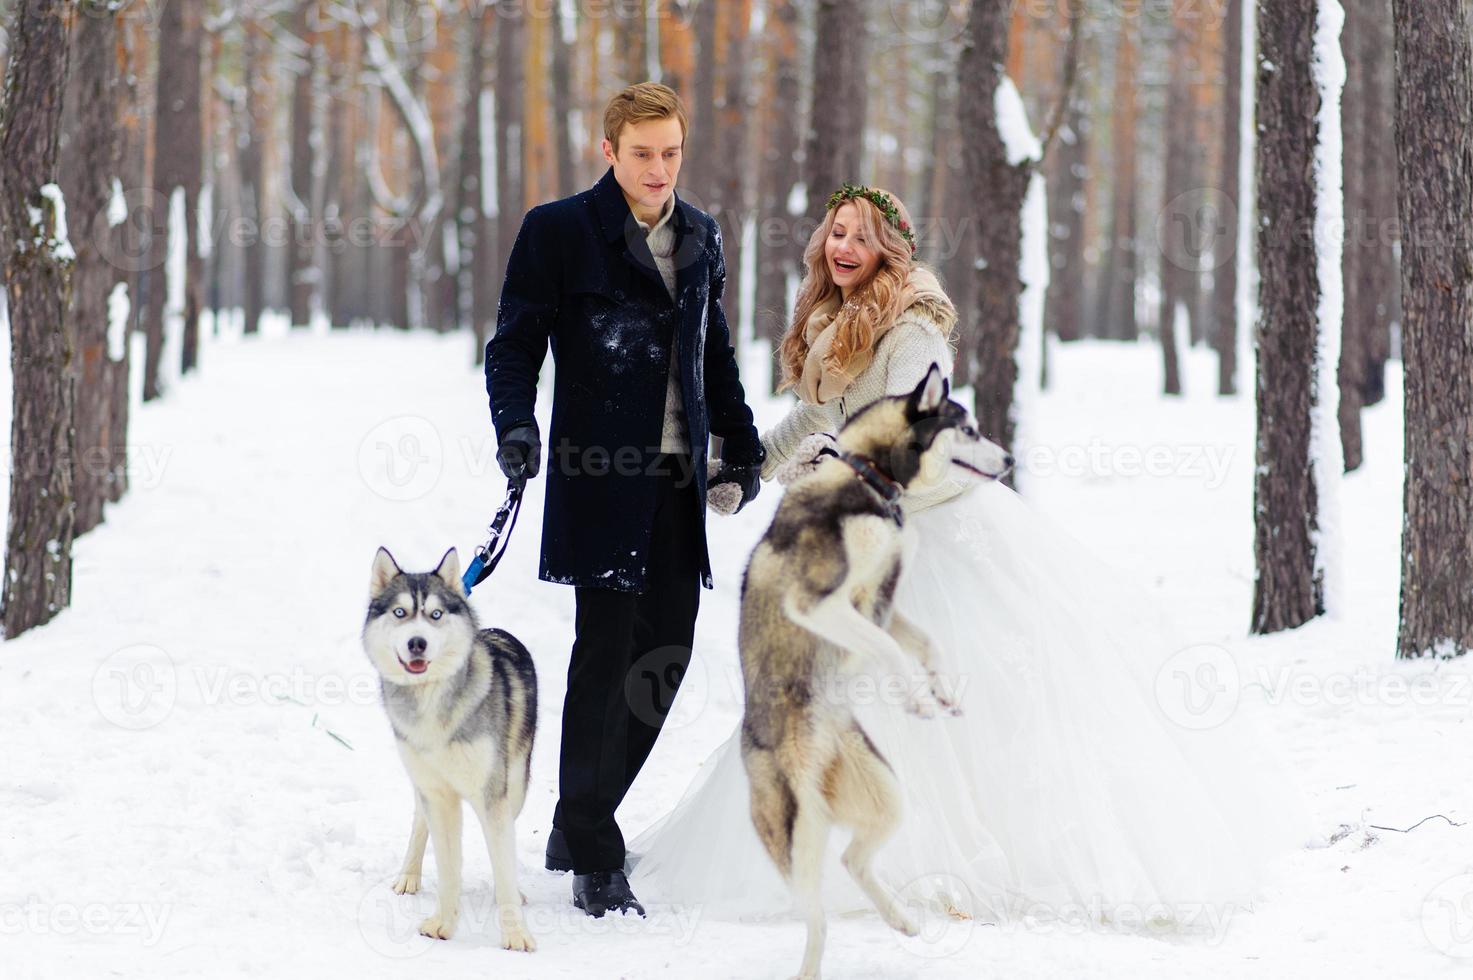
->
xmin=4 ymin=0 xmax=1473 ymax=977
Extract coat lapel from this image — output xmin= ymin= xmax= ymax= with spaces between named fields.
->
xmin=591 ymin=167 xmax=674 ymax=304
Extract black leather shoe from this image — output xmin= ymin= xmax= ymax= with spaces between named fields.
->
xmin=572 ymin=870 xmax=646 ymax=918
xmin=544 ymin=828 xmax=574 ymax=873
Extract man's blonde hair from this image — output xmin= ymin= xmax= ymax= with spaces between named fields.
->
xmin=603 ymin=82 xmax=688 ymax=154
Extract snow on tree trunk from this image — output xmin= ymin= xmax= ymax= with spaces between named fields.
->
xmin=1392 ymin=0 xmax=1473 ymax=659
xmin=959 ymin=0 xmax=1038 ymax=473
xmin=1250 ymin=0 xmax=1344 ymax=634
xmin=60 ymin=2 xmax=126 ymax=537
xmin=0 ymin=0 xmax=75 ymax=637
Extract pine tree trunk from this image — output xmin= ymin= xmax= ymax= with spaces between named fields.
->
xmin=494 ymin=5 xmax=524 ymax=316
xmin=713 ymin=0 xmax=752 ymax=344
xmin=550 ymin=0 xmax=576 ymax=199
xmin=688 ymin=0 xmax=718 ymax=198
xmin=1393 ymin=0 xmax=1473 ymax=659
xmin=1044 ymin=83 xmax=1088 ymax=344
xmin=803 ymin=0 xmax=868 ymax=225
xmin=1251 ymin=0 xmax=1326 ymax=634
xmin=1338 ymin=0 xmax=1366 ymax=469
xmin=59 ymin=1 xmax=124 ymax=537
xmin=960 ymin=0 xmax=1032 ymax=454
xmin=1156 ymin=6 xmax=1200 ymax=396
xmin=287 ymin=0 xmax=318 ymax=329
xmin=0 ymin=0 xmax=75 ymax=638
xmin=241 ymin=18 xmax=268 ymax=335
xmin=754 ymin=0 xmax=801 ymax=381
xmin=1101 ymin=19 xmax=1139 ymax=342
xmin=462 ymin=4 xmax=493 ymax=363
xmin=1214 ymin=0 xmax=1244 ymax=395
xmin=1358 ymin=0 xmax=1399 ymax=408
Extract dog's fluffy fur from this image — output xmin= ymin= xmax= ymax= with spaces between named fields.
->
xmin=361 ymin=547 xmax=538 ymax=951
xmin=737 ymin=365 xmax=1011 ymax=979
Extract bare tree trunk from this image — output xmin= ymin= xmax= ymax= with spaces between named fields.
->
xmin=1338 ymin=0 xmax=1366 ymax=469
xmin=1155 ymin=6 xmax=1201 ymax=396
xmin=959 ymin=0 xmax=1032 ymax=454
xmin=59 ymin=1 xmax=124 ymax=537
xmin=713 ymin=0 xmax=752 ymax=344
xmin=1214 ymin=0 xmax=1244 ymax=395
xmin=550 ymin=0 xmax=576 ymax=198
xmin=462 ymin=4 xmax=493 ymax=362
xmin=1358 ymin=0 xmax=1399 ymax=408
xmin=803 ymin=0 xmax=868 ymax=225
xmin=494 ymin=3 xmax=525 ymax=315
xmin=287 ymin=0 xmax=318 ymax=329
xmin=688 ymin=0 xmax=718 ymax=197
xmin=241 ymin=17 xmax=267 ymax=335
xmin=1100 ymin=19 xmax=1139 ymax=342
xmin=754 ymin=0 xmax=801 ymax=382
xmin=0 ymin=0 xmax=75 ymax=637
xmin=1044 ymin=79 xmax=1088 ymax=345
xmin=1393 ymin=0 xmax=1473 ymax=659
xmin=1251 ymin=0 xmax=1328 ymax=634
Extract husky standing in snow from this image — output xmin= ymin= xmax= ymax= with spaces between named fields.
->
xmin=361 ymin=546 xmax=538 ymax=951
xmin=738 ymin=366 xmax=1012 ymax=980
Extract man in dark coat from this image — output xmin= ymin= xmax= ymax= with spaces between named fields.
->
xmin=484 ymin=82 xmax=764 ymax=917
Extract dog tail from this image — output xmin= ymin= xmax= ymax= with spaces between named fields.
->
xmin=745 ymin=747 xmax=800 ymax=879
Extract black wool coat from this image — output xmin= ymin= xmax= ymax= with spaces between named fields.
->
xmin=484 ymin=167 xmax=764 ymax=592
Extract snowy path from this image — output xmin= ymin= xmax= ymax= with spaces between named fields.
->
xmin=2 ymin=328 xmax=1469 ymax=979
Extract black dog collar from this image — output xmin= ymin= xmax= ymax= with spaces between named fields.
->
xmin=817 ymin=445 xmax=905 ymax=527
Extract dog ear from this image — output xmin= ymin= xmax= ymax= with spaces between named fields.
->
xmin=371 ymin=547 xmax=403 ymax=593
xmin=433 ymin=547 xmax=462 ymax=592
xmin=908 ymin=363 xmax=948 ymax=416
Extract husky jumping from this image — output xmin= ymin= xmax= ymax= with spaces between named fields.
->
xmin=361 ymin=547 xmax=538 ymax=952
xmin=738 ymin=365 xmax=1012 ymax=979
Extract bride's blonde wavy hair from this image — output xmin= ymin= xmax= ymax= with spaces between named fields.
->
xmin=777 ymin=188 xmax=923 ymax=393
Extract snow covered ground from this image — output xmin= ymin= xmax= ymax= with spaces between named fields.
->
xmin=3 ymin=324 xmax=1470 ymax=979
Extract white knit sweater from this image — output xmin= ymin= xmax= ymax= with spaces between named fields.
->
xmin=759 ymin=303 xmax=968 ymax=512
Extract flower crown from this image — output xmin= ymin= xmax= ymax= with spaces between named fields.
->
xmin=825 ymin=182 xmax=917 ymax=255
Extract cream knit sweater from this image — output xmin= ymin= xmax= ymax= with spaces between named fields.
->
xmin=759 ymin=301 xmax=968 ymax=512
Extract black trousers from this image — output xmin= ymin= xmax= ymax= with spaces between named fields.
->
xmin=553 ymin=455 xmax=703 ymax=874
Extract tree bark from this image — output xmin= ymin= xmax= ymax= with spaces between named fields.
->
xmin=550 ymin=0 xmax=576 ymax=198
xmin=241 ymin=16 xmax=268 ymax=335
xmin=0 ymin=0 xmax=75 ymax=637
xmin=1214 ymin=0 xmax=1244 ymax=395
xmin=688 ymin=0 xmax=718 ymax=198
xmin=803 ymin=0 xmax=868 ymax=225
xmin=494 ymin=2 xmax=525 ymax=315
xmin=59 ymin=1 xmax=125 ymax=537
xmin=1251 ymin=0 xmax=1326 ymax=634
xmin=1393 ymin=0 xmax=1473 ymax=659
xmin=142 ymin=0 xmax=203 ymax=397
xmin=462 ymin=4 xmax=493 ymax=363
xmin=1357 ymin=0 xmax=1399 ymax=408
xmin=959 ymin=0 xmax=1033 ymax=455
xmin=1100 ymin=18 xmax=1139 ymax=342
xmin=754 ymin=0 xmax=801 ymax=380
xmin=712 ymin=0 xmax=752 ymax=344
xmin=1338 ymin=0 xmax=1366 ymax=469
xmin=1043 ymin=75 xmax=1088 ymax=344
xmin=1155 ymin=5 xmax=1202 ymax=396
xmin=287 ymin=0 xmax=319 ymax=329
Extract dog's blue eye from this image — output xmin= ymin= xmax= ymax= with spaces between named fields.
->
xmin=430 ymin=610 xmax=442 ymax=620
xmin=393 ymin=608 xmax=406 ymax=618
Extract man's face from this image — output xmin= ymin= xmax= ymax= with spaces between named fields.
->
xmin=601 ymin=116 xmax=685 ymax=215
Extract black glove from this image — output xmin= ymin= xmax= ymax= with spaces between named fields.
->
xmin=496 ymin=422 xmax=541 ymax=481
xmin=711 ymin=461 xmax=761 ymax=514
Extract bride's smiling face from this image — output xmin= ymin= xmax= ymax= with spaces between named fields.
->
xmin=824 ymin=202 xmax=882 ymax=295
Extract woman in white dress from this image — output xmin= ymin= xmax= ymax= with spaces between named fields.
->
xmin=631 ymin=184 xmax=1308 ymax=928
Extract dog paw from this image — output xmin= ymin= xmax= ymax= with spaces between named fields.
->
xmin=418 ymin=911 xmax=457 ymax=940
xmin=500 ymin=921 xmax=537 ymax=952
xmin=392 ymin=873 xmax=421 ymax=895
xmin=904 ymin=695 xmax=939 ymax=719
xmin=884 ymin=908 xmax=921 ymax=937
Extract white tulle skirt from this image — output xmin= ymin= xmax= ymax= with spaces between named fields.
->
xmin=630 ymin=479 xmax=1310 ymax=928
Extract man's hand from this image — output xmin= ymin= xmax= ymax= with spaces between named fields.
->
xmin=707 ymin=461 xmax=760 ymax=515
xmin=497 ymin=423 xmax=542 ymax=481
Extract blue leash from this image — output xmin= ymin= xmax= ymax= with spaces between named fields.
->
xmin=461 ymin=478 xmax=526 ymax=595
